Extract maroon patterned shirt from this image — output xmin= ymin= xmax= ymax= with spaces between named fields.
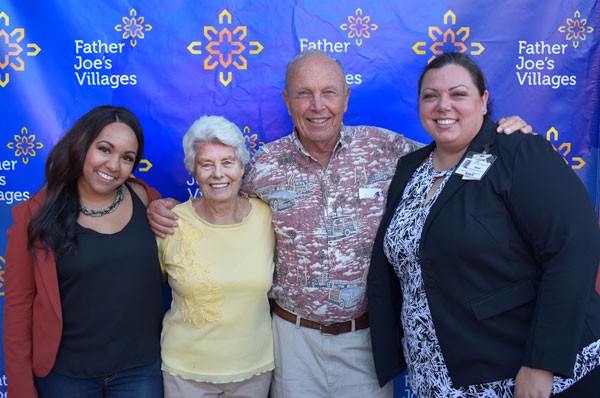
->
xmin=243 ymin=125 xmax=421 ymax=323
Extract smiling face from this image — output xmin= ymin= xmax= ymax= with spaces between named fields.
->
xmin=419 ymin=63 xmax=489 ymax=153
xmin=78 ymin=122 xmax=138 ymax=200
xmin=283 ymin=53 xmax=350 ymax=156
xmin=194 ymin=142 xmax=244 ymax=205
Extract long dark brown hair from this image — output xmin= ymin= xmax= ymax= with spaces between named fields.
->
xmin=28 ymin=105 xmax=144 ymax=257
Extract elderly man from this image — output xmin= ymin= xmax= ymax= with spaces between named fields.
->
xmin=149 ymin=50 xmax=530 ymax=397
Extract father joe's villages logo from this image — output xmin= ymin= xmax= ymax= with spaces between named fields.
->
xmin=74 ymin=7 xmax=152 ymax=88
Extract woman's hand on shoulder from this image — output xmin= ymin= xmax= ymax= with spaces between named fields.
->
xmin=514 ymin=365 xmax=553 ymax=398
xmin=497 ymin=116 xmax=534 ymax=135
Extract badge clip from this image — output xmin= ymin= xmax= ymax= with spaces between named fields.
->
xmin=454 ymin=150 xmax=496 ymax=181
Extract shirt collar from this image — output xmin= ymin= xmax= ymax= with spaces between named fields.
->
xmin=291 ymin=125 xmax=349 ymax=161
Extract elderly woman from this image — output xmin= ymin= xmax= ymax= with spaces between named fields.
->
xmin=367 ymin=52 xmax=600 ymax=397
xmin=157 ymin=115 xmax=275 ymax=398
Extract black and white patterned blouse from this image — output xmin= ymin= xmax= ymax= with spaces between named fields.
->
xmin=383 ymin=151 xmax=600 ymax=397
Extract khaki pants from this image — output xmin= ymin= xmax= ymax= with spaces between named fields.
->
xmin=163 ymin=370 xmax=272 ymax=398
xmin=270 ymin=314 xmax=393 ymax=398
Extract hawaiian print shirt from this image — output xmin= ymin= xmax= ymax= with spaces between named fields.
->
xmin=243 ymin=125 xmax=421 ymax=323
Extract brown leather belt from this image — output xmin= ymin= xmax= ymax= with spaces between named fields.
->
xmin=272 ymin=301 xmax=369 ymax=335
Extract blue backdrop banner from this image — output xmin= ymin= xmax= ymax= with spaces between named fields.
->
xmin=1 ymin=1 xmax=598 ymax=397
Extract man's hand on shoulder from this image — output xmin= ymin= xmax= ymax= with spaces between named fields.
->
xmin=147 ymin=198 xmax=179 ymax=238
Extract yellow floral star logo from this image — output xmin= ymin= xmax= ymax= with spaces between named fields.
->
xmin=114 ymin=8 xmax=152 ymax=47
xmin=187 ymin=9 xmax=264 ymax=87
xmin=558 ymin=10 xmax=594 ymax=49
xmin=340 ymin=8 xmax=378 ymax=47
xmin=243 ymin=126 xmax=264 ymax=158
xmin=546 ymin=127 xmax=585 ymax=169
xmin=412 ymin=10 xmax=484 ymax=63
xmin=6 ymin=126 xmax=44 ymax=165
xmin=0 ymin=12 xmax=41 ymax=88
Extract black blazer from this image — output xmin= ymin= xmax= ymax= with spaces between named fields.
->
xmin=367 ymin=117 xmax=600 ymax=387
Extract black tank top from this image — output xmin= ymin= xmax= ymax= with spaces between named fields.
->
xmin=53 ymin=184 xmax=163 ymax=377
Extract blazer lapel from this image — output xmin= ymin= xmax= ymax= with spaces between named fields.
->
xmin=382 ymin=145 xmax=434 ymax=230
xmin=422 ymin=117 xmax=498 ymax=238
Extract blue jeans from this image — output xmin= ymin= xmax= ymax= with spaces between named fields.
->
xmin=35 ymin=360 xmax=163 ymax=398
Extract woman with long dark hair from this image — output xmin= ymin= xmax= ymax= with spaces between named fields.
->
xmin=4 ymin=105 xmax=164 ymax=398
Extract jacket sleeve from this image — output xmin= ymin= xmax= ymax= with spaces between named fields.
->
xmin=128 ymin=176 xmax=162 ymax=202
xmin=507 ymin=135 xmax=600 ymax=377
xmin=367 ymin=243 xmax=405 ymax=387
xmin=3 ymin=202 xmax=39 ymax=398
xmin=367 ymin=158 xmax=408 ymax=387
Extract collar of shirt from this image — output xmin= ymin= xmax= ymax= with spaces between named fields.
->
xmin=291 ymin=126 xmax=349 ymax=162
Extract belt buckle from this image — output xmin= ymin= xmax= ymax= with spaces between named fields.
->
xmin=320 ymin=322 xmax=342 ymax=335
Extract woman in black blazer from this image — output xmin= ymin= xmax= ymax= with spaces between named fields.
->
xmin=367 ymin=52 xmax=600 ymax=397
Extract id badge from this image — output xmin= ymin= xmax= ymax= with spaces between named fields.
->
xmin=359 ymin=187 xmax=384 ymax=199
xmin=455 ymin=151 xmax=496 ymax=180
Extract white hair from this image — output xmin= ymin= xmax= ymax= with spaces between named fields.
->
xmin=182 ymin=115 xmax=250 ymax=174
xmin=284 ymin=49 xmax=347 ymax=90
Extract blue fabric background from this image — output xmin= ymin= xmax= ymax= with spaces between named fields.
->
xmin=1 ymin=1 xmax=598 ymax=396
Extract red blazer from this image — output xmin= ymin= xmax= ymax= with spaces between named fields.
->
xmin=3 ymin=179 xmax=161 ymax=398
